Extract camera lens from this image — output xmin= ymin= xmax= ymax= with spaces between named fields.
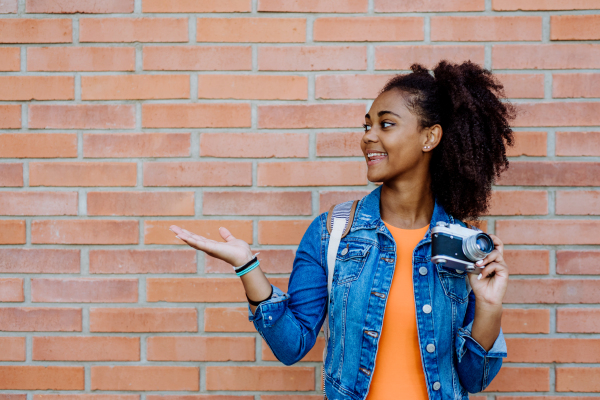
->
xmin=463 ymin=233 xmax=494 ymax=261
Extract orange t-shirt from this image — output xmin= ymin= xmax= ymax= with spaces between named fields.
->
xmin=365 ymin=222 xmax=429 ymax=400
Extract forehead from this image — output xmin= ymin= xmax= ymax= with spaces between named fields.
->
xmin=367 ymin=89 xmax=411 ymax=119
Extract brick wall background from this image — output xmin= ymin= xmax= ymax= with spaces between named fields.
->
xmin=0 ymin=0 xmax=599 ymax=398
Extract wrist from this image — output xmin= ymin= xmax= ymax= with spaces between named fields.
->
xmin=475 ymin=300 xmax=503 ymax=316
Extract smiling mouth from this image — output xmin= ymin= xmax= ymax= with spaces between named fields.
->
xmin=367 ymin=152 xmax=388 ymax=165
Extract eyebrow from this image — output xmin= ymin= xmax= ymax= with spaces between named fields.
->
xmin=364 ymin=110 xmax=401 ymax=119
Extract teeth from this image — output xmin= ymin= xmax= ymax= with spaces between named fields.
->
xmin=367 ymin=152 xmax=387 ymax=159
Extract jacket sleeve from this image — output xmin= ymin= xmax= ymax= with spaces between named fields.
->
xmin=248 ymin=214 xmax=328 ymax=366
xmin=455 ymin=290 xmax=507 ymax=393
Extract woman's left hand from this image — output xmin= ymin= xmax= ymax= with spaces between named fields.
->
xmin=467 ymin=234 xmax=509 ymax=307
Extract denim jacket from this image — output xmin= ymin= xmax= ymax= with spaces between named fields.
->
xmin=249 ymin=186 xmax=507 ymax=400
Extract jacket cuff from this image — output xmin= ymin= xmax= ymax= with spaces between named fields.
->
xmin=247 ymin=284 xmax=290 ymax=328
xmin=456 ymin=320 xmax=507 ymax=363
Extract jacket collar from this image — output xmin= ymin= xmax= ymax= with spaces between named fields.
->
xmin=351 ymin=186 xmax=455 ymax=239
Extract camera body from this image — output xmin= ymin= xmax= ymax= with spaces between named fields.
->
xmin=431 ymin=221 xmax=494 ymax=273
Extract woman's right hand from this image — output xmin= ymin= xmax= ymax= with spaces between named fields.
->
xmin=169 ymin=225 xmax=254 ymax=267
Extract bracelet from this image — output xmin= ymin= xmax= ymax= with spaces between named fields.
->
xmin=234 ymin=254 xmax=258 ymax=275
xmin=236 ymin=260 xmax=259 ymax=277
xmin=246 ymin=284 xmax=273 ymax=306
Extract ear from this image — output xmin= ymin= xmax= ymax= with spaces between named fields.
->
xmin=422 ymin=124 xmax=442 ymax=152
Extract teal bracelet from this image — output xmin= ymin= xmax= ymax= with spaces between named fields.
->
xmin=236 ymin=260 xmax=259 ymax=277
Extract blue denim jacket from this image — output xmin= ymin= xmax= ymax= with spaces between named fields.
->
xmin=249 ymin=186 xmax=507 ymax=400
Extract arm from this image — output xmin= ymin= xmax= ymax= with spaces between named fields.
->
xmin=456 ymin=234 xmax=509 ymax=393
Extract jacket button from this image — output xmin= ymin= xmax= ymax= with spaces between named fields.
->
xmin=426 ymin=344 xmax=435 ymax=353
xmin=419 ymin=267 xmax=428 ymax=276
xmin=422 ymin=304 xmax=432 ymax=314
xmin=433 ymin=382 xmax=441 ymax=391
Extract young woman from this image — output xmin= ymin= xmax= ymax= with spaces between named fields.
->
xmin=170 ymin=60 xmax=515 ymax=400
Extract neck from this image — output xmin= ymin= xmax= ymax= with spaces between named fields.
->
xmin=379 ymin=174 xmax=434 ymax=230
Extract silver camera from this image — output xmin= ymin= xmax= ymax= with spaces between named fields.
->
xmin=431 ymin=221 xmax=494 ymax=273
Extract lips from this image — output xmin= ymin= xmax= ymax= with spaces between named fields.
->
xmin=367 ymin=152 xmax=387 ymax=166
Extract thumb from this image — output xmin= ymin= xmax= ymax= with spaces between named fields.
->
xmin=219 ymin=227 xmax=236 ymax=242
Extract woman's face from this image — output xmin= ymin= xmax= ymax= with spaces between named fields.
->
xmin=360 ymin=89 xmax=432 ymax=184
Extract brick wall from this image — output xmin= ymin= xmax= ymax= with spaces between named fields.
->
xmin=0 ymin=0 xmax=599 ymax=398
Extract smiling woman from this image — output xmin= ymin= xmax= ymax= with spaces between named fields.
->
xmin=171 ymin=59 xmax=517 ymax=400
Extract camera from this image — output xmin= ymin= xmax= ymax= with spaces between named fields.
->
xmin=431 ymin=221 xmax=494 ymax=273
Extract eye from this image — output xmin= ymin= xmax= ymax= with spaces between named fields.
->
xmin=381 ymin=121 xmax=395 ymax=129
xmin=362 ymin=124 xmax=371 ymax=132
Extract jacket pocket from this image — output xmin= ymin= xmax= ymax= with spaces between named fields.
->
xmin=334 ymin=242 xmax=372 ymax=285
xmin=436 ymin=265 xmax=469 ymax=303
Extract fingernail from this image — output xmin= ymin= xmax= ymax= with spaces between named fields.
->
xmin=476 ymin=260 xmax=483 ymax=265
xmin=479 ymin=265 xmax=485 ymax=269
xmin=477 ymin=273 xmax=482 ymax=280
xmin=175 ymin=236 xmax=180 ymax=239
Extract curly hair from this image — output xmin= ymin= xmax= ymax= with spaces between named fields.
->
xmin=380 ymin=60 xmax=517 ymax=221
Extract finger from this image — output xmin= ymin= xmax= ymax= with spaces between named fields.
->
xmin=219 ymin=227 xmax=237 ymax=242
xmin=477 ymin=261 xmax=508 ymax=281
xmin=180 ymin=228 xmax=216 ymax=244
xmin=489 ymin=234 xmax=504 ymax=254
xmin=476 ymin=249 xmax=504 ymax=268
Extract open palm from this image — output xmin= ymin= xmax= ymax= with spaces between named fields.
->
xmin=169 ymin=225 xmax=253 ymax=267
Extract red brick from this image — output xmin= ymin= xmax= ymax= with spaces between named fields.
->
xmin=505 ymin=279 xmax=600 ymax=303
xmin=29 ymin=162 xmax=136 ymax=187
xmin=27 ymin=0 xmax=134 ymax=13
xmin=487 ymin=190 xmax=548 ymax=216
xmin=552 ymin=15 xmax=600 ymax=40
xmin=0 ymin=19 xmax=71 ymax=43
xmin=502 ymin=308 xmax=550 ymax=333
xmin=259 ymin=104 xmax=364 ymax=129
xmin=258 ymin=161 xmax=367 ymax=186
xmin=556 ymin=191 xmax=600 ymax=215
xmin=29 ymin=104 xmax=135 ymax=129
xmin=494 ymin=0 xmax=600 ymax=10
xmin=0 ymin=76 xmax=73 ymax=100
xmin=0 ymin=47 xmax=20 ymax=71
xmin=497 ymin=162 xmax=600 ymax=186
xmin=143 ymin=103 xmax=250 ymax=128
xmin=147 ymin=397 xmax=252 ymax=400
xmin=147 ymin=336 xmax=255 ymax=361
xmin=554 ymin=73 xmax=600 ymax=98
xmin=84 ymin=133 xmax=190 ymax=158
xmin=0 ymin=337 xmax=25 ymax=361
xmin=144 ymin=219 xmax=253 ymax=245
xmin=514 ymin=102 xmax=600 ymax=127
xmin=484 ymin=367 xmax=549 ymax=392
xmin=206 ymin=249 xmax=295 ymax=274
xmin=0 ymin=366 xmax=84 ymax=390
xmin=507 ymin=131 xmax=547 ymax=157
xmin=506 ymin=339 xmax=600 ymax=363
xmin=0 ymin=0 xmax=17 ymax=13
xmin=203 ymin=191 xmax=311 ymax=216
xmin=316 ymin=132 xmax=364 ymax=157
xmin=31 ymin=278 xmax=138 ymax=303
xmin=91 ymin=366 xmax=199 ymax=391
xmin=0 ymin=104 xmax=21 ymax=129
xmin=90 ymin=308 xmax=197 ymax=332
xmin=200 ymin=132 xmax=308 ymax=158
xmin=493 ymin=44 xmax=600 ymax=69
xmin=0 ymin=163 xmax=23 ymax=186
xmin=556 ymin=368 xmax=600 ymax=392
xmin=28 ymin=47 xmax=135 ymax=71
xmin=32 ymin=220 xmax=138 ymax=245
xmin=376 ymin=0 xmax=484 ymax=11
xmin=90 ymin=249 xmax=195 ymax=274
xmin=319 ymin=190 xmax=370 ymax=213
xmin=80 ymin=18 xmax=187 ymax=43
xmin=259 ymin=0 xmax=368 ymax=12
xmin=82 ymin=75 xmax=189 ymax=100
xmin=377 ymin=46 xmax=484 ymax=70
xmin=204 ymin=307 xmax=254 ymax=332
xmin=498 ymin=74 xmax=545 ymax=99
xmin=556 ymin=131 xmax=600 ymax=156
xmin=0 ymin=191 xmax=77 ymax=216
xmin=143 ymin=46 xmax=251 ymax=71
xmin=88 ymin=191 xmax=194 ymax=216
xmin=34 ymin=396 xmax=139 ymax=400
xmin=316 ymin=74 xmax=393 ymax=100
xmin=557 ymin=251 xmax=600 ymax=275
xmin=558 ymin=308 xmax=600 ymax=333
xmin=0 ymin=278 xmax=23 ymax=302
xmin=143 ymin=161 xmax=252 ymax=187
xmin=198 ymin=75 xmax=307 ymax=100
xmin=0 ymin=220 xmax=25 ymax=244
xmin=143 ymin=0 xmax=251 ymax=12
xmin=498 ymin=220 xmax=600 ymax=245
xmin=314 ymin=17 xmax=423 ymax=42
xmin=33 ymin=337 xmax=139 ymax=361
xmin=262 ymin=337 xmax=324 ymax=362
xmin=206 ymin=366 xmax=314 ymax=391
xmin=0 ymin=307 xmax=81 ymax=331
xmin=259 ymin=220 xmax=312 ymax=245
xmin=504 ymin=250 xmax=549 ymax=275
xmin=0 ymin=249 xmax=79 ymax=273
xmin=197 ymin=18 xmax=304 ymax=43
xmin=147 ymin=278 xmax=246 ymax=302
xmin=0 ymin=133 xmax=77 ymax=158
xmin=431 ymin=16 xmax=541 ymax=41
xmin=259 ymin=46 xmax=366 ymax=71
